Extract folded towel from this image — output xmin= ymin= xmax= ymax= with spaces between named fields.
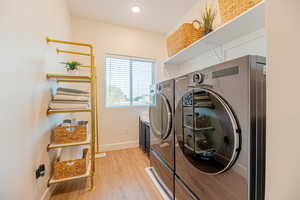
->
xmin=57 ymin=87 xmax=89 ymax=95
xmin=56 ymin=91 xmax=89 ymax=97
xmin=53 ymin=94 xmax=89 ymax=101
xmin=49 ymin=101 xmax=90 ymax=110
xmin=52 ymin=99 xmax=89 ymax=103
xmin=49 ymin=104 xmax=89 ymax=110
xmin=51 ymin=100 xmax=88 ymax=104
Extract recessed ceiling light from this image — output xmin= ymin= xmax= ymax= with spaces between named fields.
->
xmin=131 ymin=6 xmax=141 ymax=13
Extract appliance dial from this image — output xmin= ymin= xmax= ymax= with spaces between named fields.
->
xmin=193 ymin=73 xmax=204 ymax=84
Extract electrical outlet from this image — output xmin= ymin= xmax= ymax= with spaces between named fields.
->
xmin=36 ymin=164 xmax=45 ymax=179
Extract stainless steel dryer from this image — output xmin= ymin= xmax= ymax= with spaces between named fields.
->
xmin=149 ymin=79 xmax=175 ymax=199
xmin=174 ymin=55 xmax=266 ymax=200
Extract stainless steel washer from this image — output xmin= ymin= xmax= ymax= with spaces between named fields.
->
xmin=174 ymin=55 xmax=266 ymax=200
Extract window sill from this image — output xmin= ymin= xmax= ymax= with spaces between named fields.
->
xmin=106 ymin=104 xmax=152 ymax=109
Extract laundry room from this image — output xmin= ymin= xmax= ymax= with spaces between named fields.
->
xmin=1 ymin=0 xmax=300 ymax=200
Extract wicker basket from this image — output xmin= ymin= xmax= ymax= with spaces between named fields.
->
xmin=51 ymin=122 xmax=87 ymax=144
xmin=167 ymin=20 xmax=204 ymax=57
xmin=218 ymin=0 xmax=262 ymax=24
xmin=53 ymin=148 xmax=89 ymax=179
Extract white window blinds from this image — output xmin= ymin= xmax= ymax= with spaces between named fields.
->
xmin=105 ymin=56 xmax=154 ymax=107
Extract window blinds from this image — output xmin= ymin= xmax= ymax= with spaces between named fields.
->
xmin=105 ymin=56 xmax=154 ymax=107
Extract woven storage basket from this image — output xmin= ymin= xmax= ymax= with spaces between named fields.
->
xmin=218 ymin=0 xmax=262 ymax=24
xmin=53 ymin=148 xmax=89 ymax=179
xmin=51 ymin=122 xmax=87 ymax=144
xmin=167 ymin=20 xmax=204 ymax=57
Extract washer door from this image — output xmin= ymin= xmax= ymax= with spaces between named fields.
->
xmin=149 ymin=92 xmax=172 ymax=141
xmin=175 ymin=88 xmax=240 ymax=175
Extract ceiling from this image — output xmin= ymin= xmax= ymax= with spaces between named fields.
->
xmin=67 ymin=0 xmax=198 ymax=34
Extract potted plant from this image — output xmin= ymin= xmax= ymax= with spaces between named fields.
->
xmin=61 ymin=61 xmax=81 ymax=74
xmin=202 ymin=5 xmax=216 ymax=35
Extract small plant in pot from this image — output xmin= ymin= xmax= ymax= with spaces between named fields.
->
xmin=61 ymin=61 xmax=81 ymax=73
xmin=202 ymin=5 xmax=216 ymax=35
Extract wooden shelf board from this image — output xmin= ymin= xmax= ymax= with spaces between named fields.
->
xmin=164 ymin=1 xmax=265 ymax=66
xmin=48 ymin=161 xmax=91 ymax=186
xmin=47 ymin=140 xmax=91 ymax=151
xmin=47 ymin=108 xmax=91 ymax=115
xmin=47 ymin=74 xmax=92 ymax=82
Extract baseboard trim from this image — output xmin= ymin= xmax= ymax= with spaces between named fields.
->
xmin=100 ymin=141 xmax=138 ymax=152
xmin=41 ymin=185 xmax=56 ymax=200
xmin=96 ymin=152 xmax=107 ymax=158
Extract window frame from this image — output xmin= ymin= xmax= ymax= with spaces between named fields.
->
xmin=105 ymin=55 xmax=155 ymax=108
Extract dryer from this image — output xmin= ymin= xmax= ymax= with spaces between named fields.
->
xmin=174 ymin=55 xmax=266 ymax=200
xmin=149 ymin=79 xmax=175 ymax=199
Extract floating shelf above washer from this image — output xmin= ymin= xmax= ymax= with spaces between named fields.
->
xmin=164 ymin=1 xmax=265 ymax=66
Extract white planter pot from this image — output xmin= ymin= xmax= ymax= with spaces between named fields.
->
xmin=67 ymin=70 xmax=80 ymax=75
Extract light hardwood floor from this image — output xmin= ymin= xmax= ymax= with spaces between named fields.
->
xmin=50 ymin=148 xmax=163 ymax=200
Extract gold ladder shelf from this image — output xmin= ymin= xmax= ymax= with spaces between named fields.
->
xmin=45 ymin=37 xmax=99 ymax=191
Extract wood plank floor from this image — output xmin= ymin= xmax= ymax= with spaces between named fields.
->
xmin=50 ymin=148 xmax=163 ymax=200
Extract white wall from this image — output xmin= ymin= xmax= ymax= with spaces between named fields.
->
xmin=70 ymin=18 xmax=166 ymax=152
xmin=0 ymin=0 xmax=71 ymax=200
xmin=266 ymin=0 xmax=300 ymax=199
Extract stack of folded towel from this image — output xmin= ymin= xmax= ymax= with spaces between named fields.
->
xmin=49 ymin=87 xmax=90 ymax=110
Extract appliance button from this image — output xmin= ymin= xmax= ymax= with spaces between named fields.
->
xmin=193 ymin=73 xmax=204 ymax=84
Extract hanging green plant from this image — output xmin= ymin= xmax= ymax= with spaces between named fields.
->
xmin=60 ymin=61 xmax=81 ymax=71
xmin=202 ymin=5 xmax=216 ymax=35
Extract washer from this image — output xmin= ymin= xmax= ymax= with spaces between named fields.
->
xmin=174 ymin=55 xmax=266 ymax=200
xmin=149 ymin=79 xmax=175 ymax=199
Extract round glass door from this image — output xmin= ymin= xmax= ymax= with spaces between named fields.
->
xmin=149 ymin=93 xmax=172 ymax=140
xmin=175 ymin=88 xmax=240 ymax=175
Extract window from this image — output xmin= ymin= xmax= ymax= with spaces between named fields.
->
xmin=105 ymin=56 xmax=154 ymax=107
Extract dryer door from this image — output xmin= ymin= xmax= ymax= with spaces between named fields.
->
xmin=149 ymin=90 xmax=174 ymax=168
xmin=149 ymin=92 xmax=172 ymax=141
xmin=175 ymin=88 xmax=240 ymax=175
